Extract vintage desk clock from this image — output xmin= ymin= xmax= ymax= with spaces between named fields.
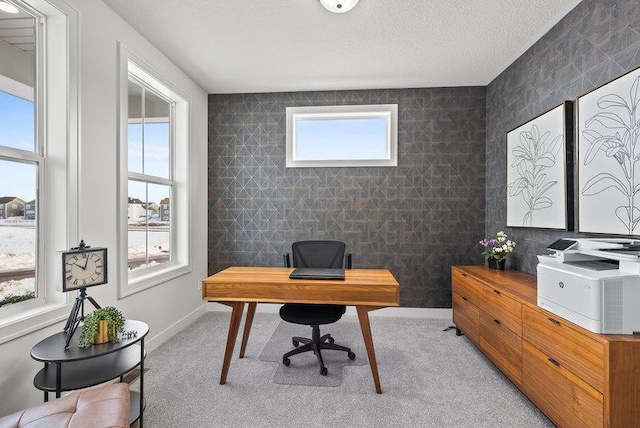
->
xmin=61 ymin=240 xmax=107 ymax=348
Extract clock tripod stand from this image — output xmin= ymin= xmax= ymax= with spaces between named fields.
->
xmin=63 ymin=287 xmax=101 ymax=349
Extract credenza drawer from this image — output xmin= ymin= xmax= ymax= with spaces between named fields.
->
xmin=479 ymin=311 xmax=522 ymax=385
xmin=452 ymin=269 xmax=483 ymax=306
xmin=523 ymin=341 xmax=603 ymax=428
xmin=481 ymin=286 xmax=522 ymax=336
xmin=523 ymin=306 xmax=604 ymax=394
xmin=453 ymin=292 xmax=479 ymax=344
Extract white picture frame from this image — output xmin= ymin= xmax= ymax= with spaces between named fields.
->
xmin=578 ymin=65 xmax=640 ymax=236
xmin=506 ymin=101 xmax=573 ymax=230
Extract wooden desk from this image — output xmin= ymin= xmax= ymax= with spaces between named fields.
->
xmin=202 ymin=267 xmax=400 ymax=393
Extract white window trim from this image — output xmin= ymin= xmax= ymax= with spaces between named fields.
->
xmin=0 ymin=0 xmax=79 ymax=345
xmin=0 ymin=74 xmax=34 ymax=102
xmin=286 ymin=104 xmax=398 ymax=168
xmin=117 ymin=43 xmax=191 ymax=298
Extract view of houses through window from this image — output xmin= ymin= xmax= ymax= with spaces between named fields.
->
xmin=0 ymin=2 xmax=38 ymax=308
xmin=127 ymin=78 xmax=172 ymax=272
xmin=0 ymin=88 xmax=37 ymax=307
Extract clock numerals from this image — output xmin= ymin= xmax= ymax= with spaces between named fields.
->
xmin=62 ymin=247 xmax=107 ymax=291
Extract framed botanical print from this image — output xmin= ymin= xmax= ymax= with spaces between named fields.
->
xmin=577 ymin=66 xmax=640 ymax=235
xmin=506 ymin=101 xmax=573 ymax=229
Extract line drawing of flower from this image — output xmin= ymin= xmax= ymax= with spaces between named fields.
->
xmin=581 ymin=75 xmax=640 ymax=234
xmin=507 ymin=124 xmax=562 ymax=226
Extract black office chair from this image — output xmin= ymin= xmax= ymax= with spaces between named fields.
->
xmin=280 ymin=240 xmax=355 ymax=376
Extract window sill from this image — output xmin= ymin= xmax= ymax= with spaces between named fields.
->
xmin=120 ymin=263 xmax=191 ymax=299
xmin=0 ymin=301 xmax=70 ymax=345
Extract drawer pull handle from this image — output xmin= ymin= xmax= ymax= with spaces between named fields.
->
xmin=493 ymin=319 xmax=501 ymax=325
xmin=493 ymin=289 xmax=501 ymax=295
xmin=548 ymin=317 xmax=560 ymax=325
xmin=462 ymin=296 xmax=468 ymax=301
xmin=461 ymin=273 xmax=467 ymax=277
xmin=548 ymin=357 xmax=560 ymax=367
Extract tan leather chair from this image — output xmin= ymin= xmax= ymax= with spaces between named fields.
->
xmin=0 ymin=383 xmax=130 ymax=428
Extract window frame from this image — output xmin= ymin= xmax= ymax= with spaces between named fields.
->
xmin=117 ymin=44 xmax=191 ymax=298
xmin=0 ymin=0 xmax=80 ymax=344
xmin=286 ymin=104 xmax=398 ymax=168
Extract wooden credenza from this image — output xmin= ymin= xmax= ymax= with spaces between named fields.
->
xmin=452 ymin=265 xmax=640 ymax=428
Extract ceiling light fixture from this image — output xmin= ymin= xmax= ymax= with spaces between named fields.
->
xmin=318 ymin=0 xmax=360 ymax=14
xmin=0 ymin=1 xmax=19 ymax=13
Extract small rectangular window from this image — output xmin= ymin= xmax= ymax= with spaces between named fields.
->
xmin=286 ymin=104 xmax=398 ymax=167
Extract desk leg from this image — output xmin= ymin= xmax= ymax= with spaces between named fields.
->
xmin=220 ymin=301 xmax=245 ymax=385
xmin=239 ymin=302 xmax=256 ymax=358
xmin=356 ymin=306 xmax=382 ymax=394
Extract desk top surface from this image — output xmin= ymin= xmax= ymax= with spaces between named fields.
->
xmin=202 ymin=267 xmax=400 ymax=307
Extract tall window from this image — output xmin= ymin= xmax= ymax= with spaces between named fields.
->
xmin=0 ymin=8 xmax=38 ymax=310
xmin=0 ymin=0 xmax=78 ymax=341
xmin=127 ymin=79 xmax=173 ymax=272
xmin=119 ymin=49 xmax=190 ymax=296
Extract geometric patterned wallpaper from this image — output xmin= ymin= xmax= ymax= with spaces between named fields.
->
xmin=209 ymin=87 xmax=486 ymax=307
xmin=486 ymin=0 xmax=640 ymax=275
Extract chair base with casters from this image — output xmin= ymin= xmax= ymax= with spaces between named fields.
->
xmin=279 ymin=303 xmax=355 ymax=376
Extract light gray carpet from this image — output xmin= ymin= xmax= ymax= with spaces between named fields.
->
xmin=258 ymin=320 xmax=367 ymax=387
xmin=130 ymin=312 xmax=553 ymax=427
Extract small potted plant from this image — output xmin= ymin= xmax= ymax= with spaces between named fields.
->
xmin=479 ymin=231 xmax=516 ymax=270
xmin=78 ymin=306 xmax=135 ymax=348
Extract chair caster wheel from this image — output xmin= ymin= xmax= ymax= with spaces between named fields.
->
xmin=320 ymin=367 xmax=328 ymax=376
xmin=348 ymin=352 xmax=356 ymax=360
xmin=292 ymin=340 xmax=299 ymax=347
xmin=283 ymin=358 xmax=290 ymax=366
xmin=327 ymin=337 xmax=335 ymax=344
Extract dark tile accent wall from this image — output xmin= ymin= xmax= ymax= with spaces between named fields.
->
xmin=209 ymin=88 xmax=486 ymax=307
xmin=486 ymin=0 xmax=640 ymax=275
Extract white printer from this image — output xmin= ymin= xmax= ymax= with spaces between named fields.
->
xmin=537 ymin=238 xmax=640 ymax=335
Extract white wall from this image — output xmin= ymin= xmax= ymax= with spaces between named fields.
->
xmin=0 ymin=0 xmax=208 ymax=415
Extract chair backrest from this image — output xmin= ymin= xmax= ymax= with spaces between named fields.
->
xmin=290 ymin=240 xmax=347 ymax=269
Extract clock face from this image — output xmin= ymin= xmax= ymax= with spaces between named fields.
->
xmin=62 ymin=248 xmax=107 ymax=291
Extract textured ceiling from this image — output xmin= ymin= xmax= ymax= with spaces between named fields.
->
xmin=102 ymin=0 xmax=582 ymax=94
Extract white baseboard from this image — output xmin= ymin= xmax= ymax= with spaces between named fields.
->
xmin=145 ymin=303 xmax=208 ymax=352
xmin=207 ymin=302 xmax=452 ymax=320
